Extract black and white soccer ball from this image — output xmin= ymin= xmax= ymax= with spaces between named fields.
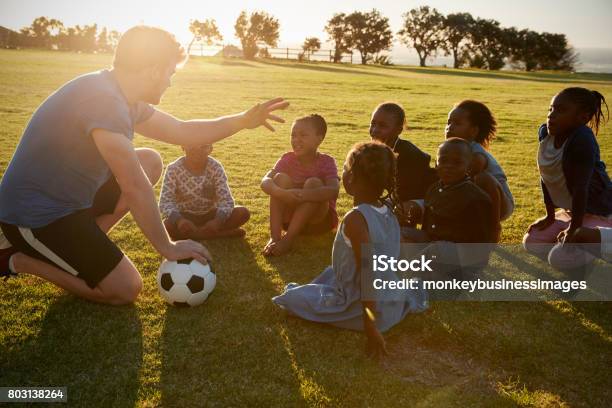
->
xmin=157 ymin=258 xmax=216 ymax=307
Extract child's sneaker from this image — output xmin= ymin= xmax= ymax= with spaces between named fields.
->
xmin=0 ymin=247 xmax=18 ymax=281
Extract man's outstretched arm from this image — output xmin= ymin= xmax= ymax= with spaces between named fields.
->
xmin=135 ymin=97 xmax=289 ymax=146
xmin=92 ymin=129 xmax=211 ymax=264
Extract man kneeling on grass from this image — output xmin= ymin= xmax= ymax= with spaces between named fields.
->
xmin=0 ymin=25 xmax=288 ymax=305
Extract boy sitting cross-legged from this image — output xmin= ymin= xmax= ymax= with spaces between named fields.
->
xmin=160 ymin=144 xmax=250 ymax=241
xmin=261 ymin=114 xmax=340 ymax=256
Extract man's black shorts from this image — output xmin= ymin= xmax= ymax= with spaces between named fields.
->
xmin=0 ymin=177 xmax=124 ymax=289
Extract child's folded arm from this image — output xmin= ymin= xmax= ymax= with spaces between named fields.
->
xmin=298 ymin=178 xmax=340 ymax=202
xmin=260 ymin=169 xmax=283 ymax=197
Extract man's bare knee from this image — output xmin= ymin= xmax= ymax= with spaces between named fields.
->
xmin=273 ymin=172 xmax=293 ymax=189
xmin=303 ymin=177 xmax=323 ymax=189
xmin=111 ymin=273 xmax=142 ymax=305
xmin=136 ymin=148 xmax=163 ymax=186
xmin=99 ymin=257 xmax=143 ymax=305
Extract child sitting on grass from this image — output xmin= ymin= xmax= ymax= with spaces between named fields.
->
xmin=272 ymin=141 xmax=427 ymax=358
xmin=159 ymin=144 xmax=250 ymax=241
xmin=261 ymin=114 xmax=340 ymax=256
xmin=445 ymin=100 xmax=514 ymax=227
xmin=523 ymin=87 xmax=611 ymax=269
xmin=402 ymin=138 xmax=496 ymax=244
xmin=369 ymin=102 xmax=437 ymax=206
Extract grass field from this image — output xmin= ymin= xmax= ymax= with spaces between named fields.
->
xmin=1 ymin=49 xmax=611 ymax=407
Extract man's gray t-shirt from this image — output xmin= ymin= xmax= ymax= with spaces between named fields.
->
xmin=0 ymin=70 xmax=155 ymax=228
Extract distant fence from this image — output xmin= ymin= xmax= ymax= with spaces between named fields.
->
xmin=185 ymin=43 xmax=355 ymax=64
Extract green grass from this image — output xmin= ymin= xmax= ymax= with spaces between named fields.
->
xmin=1 ymin=49 xmax=611 ymax=407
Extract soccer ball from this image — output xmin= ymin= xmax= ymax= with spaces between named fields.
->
xmin=157 ymin=258 xmax=216 ymax=307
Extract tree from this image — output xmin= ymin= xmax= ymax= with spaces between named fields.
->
xmin=187 ymin=19 xmax=223 ymax=55
xmin=398 ymin=6 xmax=444 ymax=67
xmin=535 ymin=32 xmax=577 ymax=71
xmin=324 ymin=13 xmax=352 ymax=63
xmin=345 ymin=9 xmax=393 ymax=65
xmin=234 ymin=11 xmax=279 ymax=60
xmin=441 ymin=12 xmax=474 ymax=68
xmin=76 ymin=24 xmax=98 ymax=52
xmin=20 ymin=16 xmax=64 ymax=48
xmin=97 ymin=27 xmax=111 ymax=52
xmin=107 ymin=30 xmax=121 ymax=51
xmin=506 ymin=29 xmax=578 ymax=72
xmin=56 ymin=27 xmax=76 ymax=51
xmin=466 ymin=18 xmax=509 ymax=70
xmin=301 ymin=37 xmax=321 ymax=61
xmin=56 ymin=24 xmax=97 ymax=52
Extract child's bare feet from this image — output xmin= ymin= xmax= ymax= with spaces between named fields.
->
xmin=262 ymin=238 xmax=279 ymax=256
xmin=269 ymin=236 xmax=294 ymax=256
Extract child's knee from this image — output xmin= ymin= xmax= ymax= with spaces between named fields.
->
xmin=303 ymin=177 xmax=323 ymax=189
xmin=273 ymin=172 xmax=293 ymax=189
xmin=234 ymin=206 xmax=251 ymax=223
xmin=548 ymin=243 xmax=593 ymax=270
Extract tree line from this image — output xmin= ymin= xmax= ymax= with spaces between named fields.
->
xmin=191 ymin=7 xmax=577 ymax=71
xmin=4 ymin=7 xmax=577 ymax=71
xmin=3 ymin=16 xmax=119 ymax=53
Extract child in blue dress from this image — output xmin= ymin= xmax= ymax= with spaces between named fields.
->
xmin=272 ymin=141 xmax=427 ymax=358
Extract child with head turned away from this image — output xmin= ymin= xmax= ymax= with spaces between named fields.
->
xmin=272 ymin=141 xmax=427 ymax=358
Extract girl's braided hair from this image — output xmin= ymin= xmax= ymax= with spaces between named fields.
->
xmin=558 ymin=87 xmax=609 ymax=136
xmin=346 ymin=141 xmax=397 ymax=204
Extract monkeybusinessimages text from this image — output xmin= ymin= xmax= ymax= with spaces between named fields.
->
xmin=371 ymin=255 xmax=587 ymax=294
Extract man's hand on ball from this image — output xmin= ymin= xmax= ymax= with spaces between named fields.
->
xmin=164 ymin=240 xmax=212 ymax=265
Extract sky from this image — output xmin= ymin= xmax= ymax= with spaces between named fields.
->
xmin=1 ymin=0 xmax=611 ymax=49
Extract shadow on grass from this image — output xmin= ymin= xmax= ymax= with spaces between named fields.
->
xmin=160 ymin=237 xmax=317 ymax=405
xmin=205 ymin=56 xmax=612 ymax=85
xmin=378 ymin=65 xmax=612 ymax=85
xmin=219 ymin=59 xmax=261 ymax=69
xmin=260 ymin=233 xmax=513 ymax=405
xmin=0 ymin=296 xmax=142 ymax=407
xmin=266 ymin=240 xmax=611 ymax=405
xmin=257 ymin=59 xmax=395 ymax=79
